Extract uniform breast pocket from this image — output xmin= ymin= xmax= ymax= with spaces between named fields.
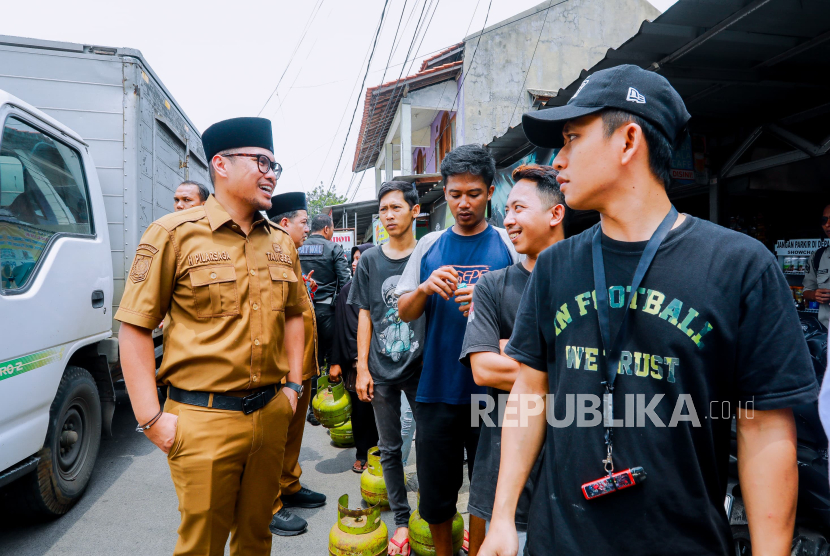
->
xmin=269 ymin=265 xmax=298 ymax=311
xmin=190 ymin=265 xmax=239 ymax=317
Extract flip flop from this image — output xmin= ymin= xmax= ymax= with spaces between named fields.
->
xmin=462 ymin=529 xmax=469 ymax=553
xmin=388 ymin=536 xmax=410 ymax=556
xmin=352 ymin=460 xmax=367 ymax=473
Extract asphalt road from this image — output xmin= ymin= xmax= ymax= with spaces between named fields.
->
xmin=0 ymin=393 xmax=469 ymax=555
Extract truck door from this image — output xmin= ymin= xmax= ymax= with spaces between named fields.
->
xmin=0 ymin=111 xmax=111 ymax=472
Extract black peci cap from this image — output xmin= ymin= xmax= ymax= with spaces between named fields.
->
xmin=266 ymin=192 xmax=307 ymax=221
xmin=522 ymin=65 xmax=691 ymax=150
xmin=202 ymin=117 xmax=274 ymax=162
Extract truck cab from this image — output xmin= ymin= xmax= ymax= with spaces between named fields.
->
xmin=0 ymin=91 xmax=116 ymax=515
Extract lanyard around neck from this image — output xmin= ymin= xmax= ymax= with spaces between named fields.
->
xmin=591 ymin=206 xmax=678 ymax=391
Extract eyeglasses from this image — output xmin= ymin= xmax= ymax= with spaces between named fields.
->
xmin=822 ymin=217 xmax=830 ymax=225
xmin=221 ymin=153 xmax=282 ymax=179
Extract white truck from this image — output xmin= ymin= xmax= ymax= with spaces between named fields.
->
xmin=0 ymin=35 xmax=209 ymax=516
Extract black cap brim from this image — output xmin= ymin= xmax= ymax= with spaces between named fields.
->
xmin=522 ymin=104 xmax=605 ymax=148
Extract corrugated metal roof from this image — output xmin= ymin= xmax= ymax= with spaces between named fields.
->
xmin=486 ymin=0 xmax=830 ymax=163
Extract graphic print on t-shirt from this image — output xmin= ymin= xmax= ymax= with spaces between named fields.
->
xmin=378 ymin=275 xmax=419 ymax=362
xmin=557 ymin=285 xmax=715 ymax=385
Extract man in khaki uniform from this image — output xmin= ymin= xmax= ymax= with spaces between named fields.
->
xmin=117 ymin=117 xmax=306 ymax=556
xmin=265 ymin=192 xmax=327 ymax=536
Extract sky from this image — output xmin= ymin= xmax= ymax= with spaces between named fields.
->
xmin=0 ymin=0 xmax=676 ymax=203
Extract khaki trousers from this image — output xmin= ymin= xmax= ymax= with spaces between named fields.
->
xmin=273 ymin=377 xmax=313 ymax=514
xmin=165 ymin=390 xmax=292 ymax=556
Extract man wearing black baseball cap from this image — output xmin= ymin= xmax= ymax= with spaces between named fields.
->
xmin=479 ymin=65 xmax=817 ymax=556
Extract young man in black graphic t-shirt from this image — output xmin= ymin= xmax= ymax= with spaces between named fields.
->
xmin=479 ymin=65 xmax=818 ymax=556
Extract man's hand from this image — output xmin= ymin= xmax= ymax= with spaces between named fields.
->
xmin=499 ymin=339 xmax=509 ymax=355
xmin=357 ymin=363 xmax=374 ymax=402
xmin=144 ymin=412 xmax=178 ymax=454
xmin=282 ymin=388 xmax=299 ymax=414
xmin=817 ymin=289 xmax=830 ymax=304
xmin=455 ymin=284 xmax=475 ymax=317
xmin=329 ymin=364 xmax=342 ymax=382
xmin=417 ymin=266 xmax=458 ymax=300
xmin=477 ymin=518 xmax=519 ymax=556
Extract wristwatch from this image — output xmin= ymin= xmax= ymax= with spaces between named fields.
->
xmin=285 ymin=382 xmax=304 ymax=397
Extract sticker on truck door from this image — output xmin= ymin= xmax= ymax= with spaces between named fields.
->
xmin=0 ymin=345 xmax=65 ymax=382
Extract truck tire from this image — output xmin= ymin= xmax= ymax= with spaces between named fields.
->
xmin=11 ymin=366 xmax=102 ymax=518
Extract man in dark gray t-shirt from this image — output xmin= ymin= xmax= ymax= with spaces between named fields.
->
xmin=347 ymin=181 xmax=425 ymax=555
xmin=459 ymin=165 xmax=565 ymax=555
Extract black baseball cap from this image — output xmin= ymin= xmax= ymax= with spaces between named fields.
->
xmin=522 ymin=64 xmax=691 ymax=149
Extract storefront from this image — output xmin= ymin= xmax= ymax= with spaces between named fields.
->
xmin=485 ymin=0 xmax=830 ymax=318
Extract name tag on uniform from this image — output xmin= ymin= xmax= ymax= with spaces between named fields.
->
xmin=818 ymin=269 xmax=828 ymax=275
xmin=298 ymin=245 xmax=323 ymax=255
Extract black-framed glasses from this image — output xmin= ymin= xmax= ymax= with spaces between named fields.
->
xmin=221 ymin=153 xmax=282 ymax=179
xmin=822 ymin=216 xmax=829 ymax=225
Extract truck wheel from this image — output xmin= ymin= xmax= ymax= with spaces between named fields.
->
xmin=13 ymin=366 xmax=102 ymax=518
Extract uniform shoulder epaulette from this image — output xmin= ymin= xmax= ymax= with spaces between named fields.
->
xmin=153 ymin=206 xmax=207 ymax=232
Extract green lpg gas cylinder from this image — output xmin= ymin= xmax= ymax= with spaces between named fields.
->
xmin=330 ymin=419 xmax=355 ymax=447
xmin=329 ymin=494 xmax=388 ymax=556
xmin=360 ymin=446 xmax=388 ymax=507
xmin=312 ymin=375 xmax=352 ymax=428
xmin=408 ymin=493 xmax=464 ymax=556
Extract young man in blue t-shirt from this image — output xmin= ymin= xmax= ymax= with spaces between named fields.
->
xmin=397 ymin=144 xmax=520 ymax=556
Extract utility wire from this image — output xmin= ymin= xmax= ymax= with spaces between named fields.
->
xmin=326 ymin=0 xmax=394 ymax=192
xmin=351 ymin=0 xmax=438 ymax=189
xmin=344 ymin=0 xmax=433 ymax=199
xmin=506 ymin=0 xmax=567 ymax=131
xmin=351 ymin=0 xmax=433 ymax=192
xmin=258 ymin=0 xmax=326 ymax=116
xmin=423 ymin=0 xmax=493 ymax=173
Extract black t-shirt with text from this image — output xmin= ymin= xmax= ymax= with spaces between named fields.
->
xmin=505 ymin=216 xmax=818 ymax=556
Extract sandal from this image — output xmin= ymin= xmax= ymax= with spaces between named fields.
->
xmin=462 ymin=529 xmax=469 ymax=553
xmin=352 ymin=459 xmax=367 ymax=473
xmin=388 ymin=536 xmax=410 ymax=556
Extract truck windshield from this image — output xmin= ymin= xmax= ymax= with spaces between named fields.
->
xmin=0 ymin=116 xmax=93 ymax=292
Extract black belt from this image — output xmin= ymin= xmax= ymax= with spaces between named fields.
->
xmin=168 ymin=385 xmax=281 ymax=415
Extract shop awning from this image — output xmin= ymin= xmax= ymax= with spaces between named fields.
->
xmin=487 ymin=0 xmax=830 ymax=178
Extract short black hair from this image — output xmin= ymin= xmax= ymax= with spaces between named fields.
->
xmin=510 ymin=165 xmax=564 ymax=209
xmin=440 ymin=144 xmax=496 ymax=187
xmin=378 ymin=181 xmax=419 ymax=209
xmin=310 ymin=213 xmax=333 ymax=233
xmin=601 ymin=109 xmax=673 ymax=188
xmin=272 ymin=210 xmax=301 ymax=223
xmin=179 ymin=180 xmax=210 ymax=202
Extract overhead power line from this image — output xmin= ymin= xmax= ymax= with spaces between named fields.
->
xmin=350 ymin=0 xmax=434 ymax=197
xmin=506 ymin=0 xmax=568 ymax=132
xmin=326 ymin=0 xmax=395 ymax=192
xmin=258 ymin=0 xmax=326 ymax=116
xmin=423 ymin=0 xmax=494 ymax=173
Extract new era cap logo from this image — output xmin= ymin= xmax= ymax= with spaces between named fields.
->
xmin=570 ymin=78 xmax=590 ymax=101
xmin=626 ymin=87 xmax=646 ymax=104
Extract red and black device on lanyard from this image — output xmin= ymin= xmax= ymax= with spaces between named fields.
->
xmin=582 ymin=206 xmax=678 ymax=500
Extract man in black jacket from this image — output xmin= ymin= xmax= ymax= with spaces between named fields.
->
xmin=299 ymin=213 xmax=351 ymax=424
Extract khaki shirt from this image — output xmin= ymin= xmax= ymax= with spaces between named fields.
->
xmin=301 ymin=288 xmax=319 ymax=381
xmin=115 ymin=196 xmax=306 ymax=392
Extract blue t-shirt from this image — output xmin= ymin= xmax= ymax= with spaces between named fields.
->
xmin=396 ymin=225 xmax=517 ymax=404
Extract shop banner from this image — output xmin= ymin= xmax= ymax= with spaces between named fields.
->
xmin=775 ymin=238 xmax=830 ymax=257
xmin=331 ymin=229 xmax=355 ymax=258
